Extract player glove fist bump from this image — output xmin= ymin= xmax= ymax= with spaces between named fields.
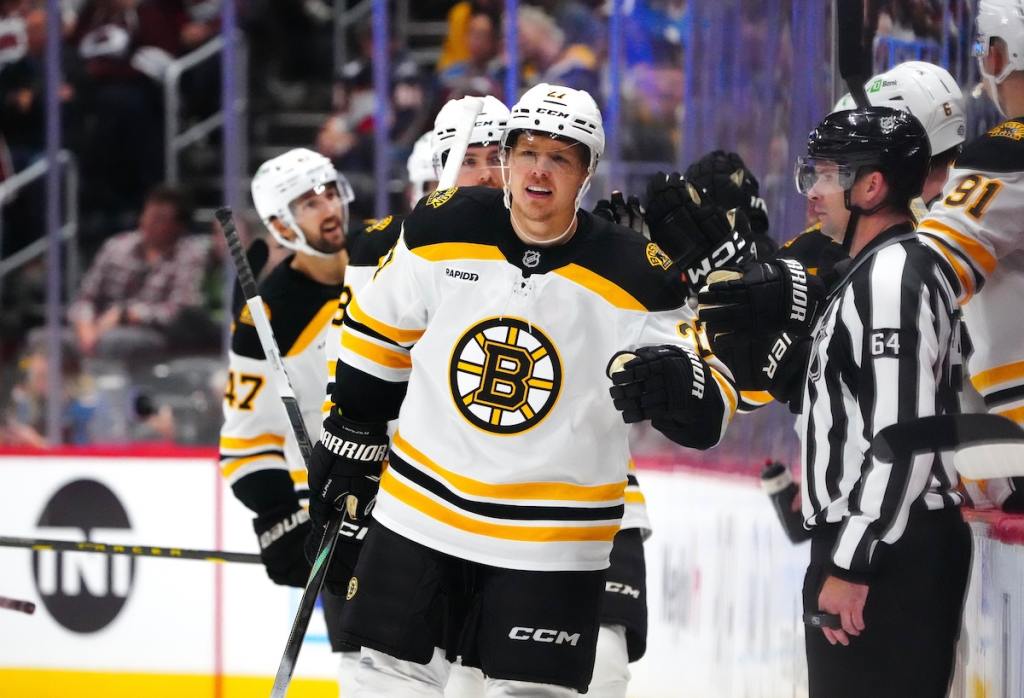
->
xmin=608 ymin=346 xmax=726 ymax=450
xmin=305 ymin=409 xmax=389 ymax=593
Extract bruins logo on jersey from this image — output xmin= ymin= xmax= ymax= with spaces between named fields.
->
xmin=364 ymin=215 xmax=394 ymax=233
xmin=238 ymin=301 xmax=271 ymax=326
xmin=646 ymin=242 xmax=673 ymax=270
xmin=988 ymin=120 xmax=1024 ymax=141
xmin=449 ymin=317 xmax=562 ymax=434
xmin=426 ymin=187 xmax=458 ymax=209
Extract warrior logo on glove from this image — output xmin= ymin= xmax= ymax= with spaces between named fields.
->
xmin=450 ymin=317 xmax=562 ymax=434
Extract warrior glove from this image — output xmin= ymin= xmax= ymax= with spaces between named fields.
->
xmin=307 ymin=410 xmax=388 ymax=528
xmin=608 ymin=345 xmax=726 ymax=450
xmin=697 ymin=259 xmax=826 ymax=337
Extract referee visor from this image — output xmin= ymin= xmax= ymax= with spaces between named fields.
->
xmin=794 ymin=157 xmax=858 ymax=196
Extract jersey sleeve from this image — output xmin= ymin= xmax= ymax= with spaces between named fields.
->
xmin=830 ymin=245 xmax=954 ymax=579
xmin=918 ymin=123 xmax=1024 ymax=303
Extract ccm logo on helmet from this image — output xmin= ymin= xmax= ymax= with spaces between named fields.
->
xmin=508 ymin=626 xmax=581 ymax=646
xmin=535 ymin=108 xmax=571 ymax=118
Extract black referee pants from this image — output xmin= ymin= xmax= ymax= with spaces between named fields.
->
xmin=803 ymin=507 xmax=972 ymax=698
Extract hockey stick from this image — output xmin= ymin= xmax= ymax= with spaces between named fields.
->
xmin=216 ymin=207 xmax=343 ymax=698
xmin=871 ymin=413 xmax=1024 ymax=478
xmin=437 ymin=96 xmax=485 ymax=190
xmin=0 ymin=535 xmax=261 ymax=564
xmin=837 ymin=0 xmax=870 ymax=109
xmin=0 ymin=595 xmax=36 ymax=615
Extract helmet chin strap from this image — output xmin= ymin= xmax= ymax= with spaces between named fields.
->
xmin=841 ymin=189 xmax=889 ymax=254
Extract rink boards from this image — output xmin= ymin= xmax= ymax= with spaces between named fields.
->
xmin=0 ymin=449 xmax=1020 ymax=697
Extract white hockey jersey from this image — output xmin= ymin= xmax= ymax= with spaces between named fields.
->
xmin=219 ymin=257 xmax=348 ymax=510
xmin=334 ymin=187 xmax=735 ymax=571
xmin=918 ymin=118 xmax=1024 ymax=427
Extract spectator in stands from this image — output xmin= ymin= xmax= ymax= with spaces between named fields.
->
xmin=69 ymin=0 xmax=186 ymax=238
xmin=436 ymin=0 xmax=502 ymax=72
xmin=438 ymin=8 xmax=502 ymax=100
xmin=621 ymin=59 xmax=683 ymax=161
xmin=511 ymin=5 xmax=600 ymax=97
xmin=3 ymin=334 xmax=95 ymax=446
xmin=68 ymin=185 xmax=215 ymax=360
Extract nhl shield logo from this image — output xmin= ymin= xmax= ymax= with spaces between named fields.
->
xmin=522 ymin=250 xmax=541 ymax=268
xmin=449 ymin=317 xmax=562 ymax=434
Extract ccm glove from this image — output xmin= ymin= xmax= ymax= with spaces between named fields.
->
xmin=307 ymin=410 xmax=389 ymax=528
xmin=252 ymin=500 xmax=312 ymax=588
xmin=608 ymin=345 xmax=727 ymax=450
xmin=593 ymin=191 xmax=647 ymax=236
xmin=697 ymin=258 xmax=825 ymax=336
xmin=644 ymin=172 xmax=754 ymax=290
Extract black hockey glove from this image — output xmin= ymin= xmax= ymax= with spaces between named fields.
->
xmin=697 ymin=258 xmax=826 ymax=337
xmin=708 ymin=330 xmax=810 ymax=411
xmin=303 ymin=516 xmax=370 ymax=595
xmin=307 ymin=410 xmax=388 ymax=528
xmin=592 ymin=191 xmax=647 ymax=236
xmin=608 ymin=345 xmax=727 ymax=450
xmin=644 ymin=171 xmax=754 ymax=290
xmin=252 ymin=501 xmax=312 ymax=587
xmin=684 ymin=149 xmax=770 ymax=237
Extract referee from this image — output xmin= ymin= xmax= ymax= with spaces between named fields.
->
xmin=787 ymin=107 xmax=971 ymax=697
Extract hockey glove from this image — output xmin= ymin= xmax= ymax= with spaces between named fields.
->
xmin=592 ymin=191 xmax=647 ymax=236
xmin=253 ymin=501 xmax=312 ymax=587
xmin=307 ymin=410 xmax=388 ymax=528
xmin=303 ymin=517 xmax=370 ymax=596
xmin=684 ymin=149 xmax=770 ymax=237
xmin=644 ymin=172 xmax=753 ymax=290
xmin=697 ymin=258 xmax=825 ymax=337
xmin=708 ymin=330 xmax=810 ymax=410
xmin=608 ymin=345 xmax=726 ymax=450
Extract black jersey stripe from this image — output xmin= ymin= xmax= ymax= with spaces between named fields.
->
xmin=388 ymin=451 xmax=624 ymax=523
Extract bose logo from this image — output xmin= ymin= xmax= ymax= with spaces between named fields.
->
xmin=606 ymin=581 xmax=641 ymax=599
xmin=508 ymin=627 xmax=581 ymax=646
xmin=535 ymin=108 xmax=571 ymax=118
xmin=259 ymin=509 xmax=310 ymax=550
xmin=682 ymin=347 xmax=705 ymax=400
xmin=445 ymin=268 xmax=479 ymax=282
xmin=686 ymin=233 xmax=747 ymax=285
xmin=761 ymin=332 xmax=793 ymax=380
xmin=319 ymin=428 xmax=389 ymax=461
xmin=779 ymin=258 xmax=809 ymax=323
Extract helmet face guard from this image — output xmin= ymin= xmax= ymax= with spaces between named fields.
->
xmin=794 ymin=156 xmax=860 ymax=197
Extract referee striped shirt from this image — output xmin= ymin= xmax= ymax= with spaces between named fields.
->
xmin=798 ymin=223 xmax=965 ymax=581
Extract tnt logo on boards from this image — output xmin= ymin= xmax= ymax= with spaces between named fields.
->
xmin=32 ymin=479 xmax=135 ymax=633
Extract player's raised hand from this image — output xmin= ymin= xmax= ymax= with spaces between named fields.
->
xmin=592 ymin=191 xmax=647 ymax=236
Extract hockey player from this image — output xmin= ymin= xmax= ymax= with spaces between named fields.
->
xmin=307 ymin=83 xmax=735 ymax=696
xmin=916 ymin=0 xmax=1024 ymax=511
xmin=219 ymin=148 xmax=364 ymax=691
xmin=788 ymin=107 xmax=969 ymax=697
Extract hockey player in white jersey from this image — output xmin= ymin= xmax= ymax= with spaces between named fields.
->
xmin=917 ymin=0 xmax=1024 ymax=511
xmin=219 ymin=148 xmax=364 ymax=692
xmin=306 ymin=84 xmax=736 ymax=696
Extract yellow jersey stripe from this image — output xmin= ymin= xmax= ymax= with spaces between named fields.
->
xmin=918 ymin=219 xmax=998 ymax=276
xmin=393 ymin=430 xmax=626 ymax=503
xmin=998 ymin=405 xmax=1024 ymax=425
xmin=381 ymin=471 xmax=619 ymax=543
xmin=711 ymin=368 xmax=738 ymax=417
xmin=625 ymin=491 xmax=646 ymax=505
xmin=327 ymin=361 xmax=337 ymax=378
xmin=321 ymin=399 xmax=333 ymax=413
xmin=347 ymin=297 xmax=425 ymax=344
xmin=412 ymin=242 xmax=506 ymax=263
xmin=286 ymin=300 xmax=337 ymax=358
xmin=921 ymin=234 xmax=976 ymax=301
xmin=342 ymin=331 xmax=413 ymax=369
xmin=740 ymin=390 xmax=773 ymax=405
xmin=971 ymin=360 xmax=1024 ymax=392
xmin=290 ymin=470 xmax=309 ymax=486
xmin=219 ymin=433 xmax=286 ymax=450
xmin=553 ymin=264 xmax=646 ymax=311
xmin=221 ymin=452 xmax=285 ymax=478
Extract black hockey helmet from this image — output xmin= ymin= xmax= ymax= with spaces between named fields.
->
xmin=796 ymin=106 xmax=931 ymax=210
xmin=685 ymin=150 xmax=769 ymax=236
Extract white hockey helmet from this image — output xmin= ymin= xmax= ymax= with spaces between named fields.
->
xmin=251 ymin=148 xmax=354 ymax=258
xmin=431 ymin=95 xmax=510 ymax=177
xmin=501 ymin=83 xmax=605 ymax=210
xmin=834 ymin=61 xmax=966 ymax=156
xmin=407 ymin=131 xmax=437 ymax=210
xmin=974 ymin=0 xmax=1024 ymax=83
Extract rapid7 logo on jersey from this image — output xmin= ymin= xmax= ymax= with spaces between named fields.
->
xmin=449 ymin=317 xmax=562 ymax=434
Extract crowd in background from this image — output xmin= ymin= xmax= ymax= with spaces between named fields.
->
xmin=0 ymin=0 xmax=973 ymax=448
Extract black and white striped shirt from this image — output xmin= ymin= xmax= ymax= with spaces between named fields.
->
xmin=799 ymin=223 xmax=965 ymax=580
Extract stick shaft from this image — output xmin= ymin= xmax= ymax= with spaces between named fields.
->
xmin=0 ymin=595 xmax=36 ymax=615
xmin=0 ymin=535 xmax=260 ymax=564
xmin=437 ymin=97 xmax=485 ymax=190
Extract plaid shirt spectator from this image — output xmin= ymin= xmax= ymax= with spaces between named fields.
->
xmin=69 ymin=230 xmax=210 ymax=328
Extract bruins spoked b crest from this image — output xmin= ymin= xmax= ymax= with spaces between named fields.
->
xmin=449 ymin=317 xmax=562 ymax=434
